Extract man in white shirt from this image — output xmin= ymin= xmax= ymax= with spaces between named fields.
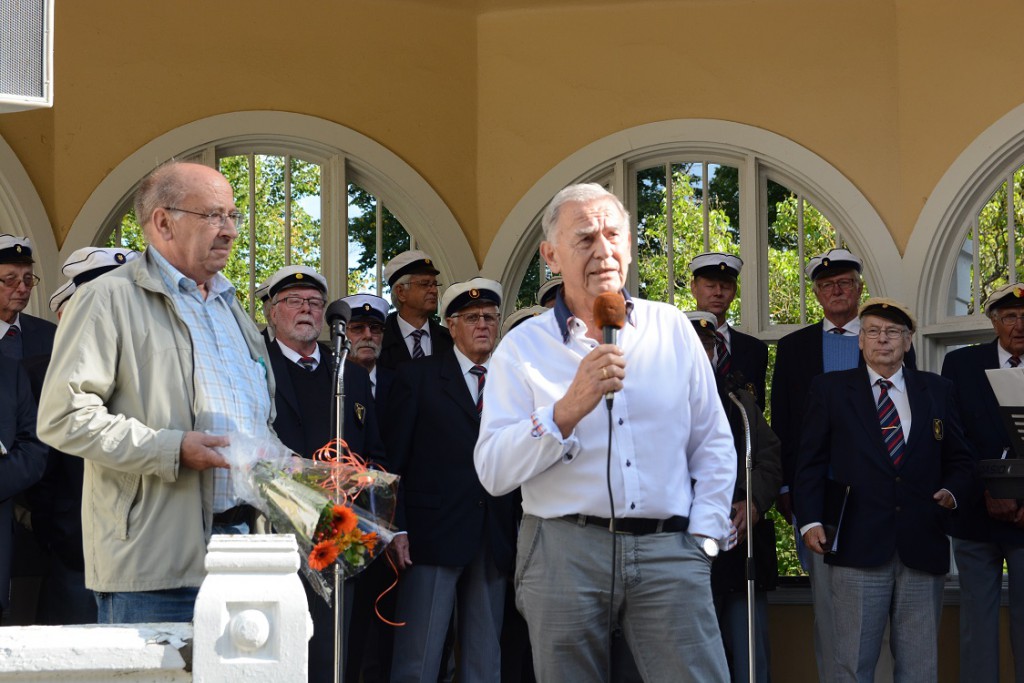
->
xmin=474 ymin=183 xmax=736 ymax=682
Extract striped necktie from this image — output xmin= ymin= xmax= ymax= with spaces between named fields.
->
xmin=469 ymin=365 xmax=486 ymax=414
xmin=411 ymin=329 xmax=426 ymax=359
xmin=4 ymin=326 xmax=17 ymax=338
xmin=714 ymin=332 xmax=732 ymax=376
xmin=829 ymin=327 xmax=847 ymax=335
xmin=1010 ymin=355 xmax=1021 ymax=368
xmin=298 ymin=356 xmax=316 ymax=371
xmin=876 ymin=379 xmax=906 ymax=467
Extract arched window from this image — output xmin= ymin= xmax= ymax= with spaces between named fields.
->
xmin=68 ymin=111 xmax=476 ymax=322
xmin=489 ymin=121 xmax=893 ymax=344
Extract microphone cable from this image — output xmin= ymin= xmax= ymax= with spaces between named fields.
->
xmin=605 ymin=400 xmax=616 ymax=683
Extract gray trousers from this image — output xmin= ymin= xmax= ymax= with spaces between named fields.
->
xmin=830 ymin=555 xmax=943 ymax=683
xmin=389 ymin=545 xmax=505 ymax=683
xmin=953 ymin=538 xmax=1024 ymax=683
xmin=515 ymin=514 xmax=729 ymax=683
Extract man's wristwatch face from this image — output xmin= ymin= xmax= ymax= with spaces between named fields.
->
xmin=701 ymin=536 xmax=720 ymax=558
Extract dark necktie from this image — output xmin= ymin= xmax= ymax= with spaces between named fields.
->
xmin=714 ymin=332 xmax=732 ymax=376
xmin=876 ymin=379 xmax=906 ymax=467
xmin=298 ymin=356 xmax=316 ymax=371
xmin=411 ymin=329 xmax=426 ymax=359
xmin=1010 ymin=356 xmax=1021 ymax=368
xmin=469 ymin=365 xmax=486 ymax=414
xmin=4 ymin=326 xmax=18 ymax=338
xmin=830 ymin=327 xmax=847 ymax=335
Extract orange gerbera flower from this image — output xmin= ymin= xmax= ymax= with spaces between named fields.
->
xmin=309 ymin=540 xmax=341 ymax=571
xmin=331 ymin=505 xmax=359 ymax=535
xmin=362 ymin=531 xmax=379 ymax=553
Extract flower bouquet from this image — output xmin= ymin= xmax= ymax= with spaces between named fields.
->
xmin=221 ymin=431 xmax=399 ymax=601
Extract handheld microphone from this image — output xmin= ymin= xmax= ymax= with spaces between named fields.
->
xmin=593 ymin=292 xmax=626 ymax=409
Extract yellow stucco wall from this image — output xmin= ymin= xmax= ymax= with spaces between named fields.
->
xmin=1 ymin=0 xmax=1024 ymax=262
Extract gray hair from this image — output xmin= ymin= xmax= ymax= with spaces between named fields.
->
xmin=133 ymin=161 xmax=191 ymax=237
xmin=390 ymin=273 xmax=412 ymax=310
xmin=540 ymin=183 xmax=629 ymax=244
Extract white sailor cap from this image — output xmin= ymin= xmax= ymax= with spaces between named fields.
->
xmin=858 ymin=297 xmax=916 ymax=332
xmin=383 ymin=250 xmax=440 ymax=287
xmin=49 ymin=247 xmax=140 ymax=312
xmin=984 ymin=283 xmax=1024 ymax=314
xmin=688 ymin=252 xmax=742 ymax=280
xmin=501 ymin=305 xmax=547 ymax=337
xmin=0 ymin=234 xmax=33 ymax=264
xmin=265 ymin=265 xmax=328 ymax=299
xmin=685 ymin=310 xmax=720 ymax=339
xmin=536 ymin=277 xmax=563 ymax=307
xmin=255 ymin=278 xmax=272 ymax=303
xmin=342 ymin=293 xmax=389 ymax=323
xmin=806 ymin=248 xmax=863 ymax=280
xmin=441 ymin=278 xmax=502 ymax=320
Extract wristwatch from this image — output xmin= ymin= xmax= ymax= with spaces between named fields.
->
xmin=698 ymin=535 xmax=720 ymax=558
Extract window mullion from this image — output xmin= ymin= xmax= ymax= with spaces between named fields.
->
xmin=284 ymin=155 xmax=293 ymax=262
xmin=798 ymin=195 xmax=806 ymax=325
xmin=375 ymin=199 xmax=384 ymax=296
xmin=702 ymin=162 xmax=710 ymax=250
xmin=1008 ymin=172 xmax=1017 ymax=284
xmin=666 ymin=162 xmax=675 ymax=306
xmin=247 ymin=153 xmax=257 ymax=316
xmin=971 ymin=221 xmax=980 ymax=316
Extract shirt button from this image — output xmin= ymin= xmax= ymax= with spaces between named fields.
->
xmin=618 ymin=418 xmax=624 ymax=426
xmin=478 ymin=501 xmax=484 ymax=508
xmin=894 ymin=476 xmax=902 ymax=483
xmin=565 ymin=454 xmax=573 ymax=461
xmin=895 ymin=506 xmax=902 ymax=512
xmin=626 ymin=460 xmax=631 ymax=467
xmin=630 ymin=502 xmax=636 ymax=510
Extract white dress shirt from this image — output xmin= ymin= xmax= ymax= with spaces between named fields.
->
xmin=474 ymin=296 xmax=736 ymax=540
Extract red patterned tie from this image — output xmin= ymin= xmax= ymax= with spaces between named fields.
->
xmin=4 ymin=327 xmax=17 ymax=338
xmin=469 ymin=365 xmax=486 ymax=414
xmin=714 ymin=332 xmax=732 ymax=376
xmin=877 ymin=379 xmax=906 ymax=467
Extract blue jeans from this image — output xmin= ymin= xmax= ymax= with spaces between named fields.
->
xmin=516 ymin=514 xmax=729 ymax=683
xmin=95 ymin=586 xmax=200 ymax=624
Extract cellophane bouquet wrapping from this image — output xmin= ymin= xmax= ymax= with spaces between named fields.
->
xmin=220 ymin=431 xmax=399 ymax=601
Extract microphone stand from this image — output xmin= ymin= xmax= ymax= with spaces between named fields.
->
xmin=727 ymin=391 xmax=756 ymax=683
xmin=330 ymin=318 xmax=350 ymax=683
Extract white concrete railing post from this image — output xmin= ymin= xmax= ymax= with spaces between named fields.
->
xmin=193 ymin=533 xmax=312 ymax=683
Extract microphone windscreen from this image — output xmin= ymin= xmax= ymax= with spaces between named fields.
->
xmin=593 ymin=291 xmax=626 ymax=330
xmin=325 ymin=299 xmax=352 ymax=325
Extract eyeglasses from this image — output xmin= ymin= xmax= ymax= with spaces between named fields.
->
xmin=996 ymin=312 xmax=1024 ymax=326
xmin=816 ymin=278 xmax=859 ymax=294
xmin=405 ymin=279 xmax=441 ymax=290
xmin=349 ymin=322 xmax=384 ymax=335
xmin=862 ymin=327 xmax=907 ymax=340
xmin=451 ymin=312 xmax=500 ymax=326
xmin=274 ymin=295 xmax=326 ymax=311
xmin=0 ymin=273 xmax=40 ymax=289
xmin=165 ymin=207 xmax=245 ymax=228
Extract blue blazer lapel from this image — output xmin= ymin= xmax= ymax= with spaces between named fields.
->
xmin=904 ymin=367 xmax=931 ymax=453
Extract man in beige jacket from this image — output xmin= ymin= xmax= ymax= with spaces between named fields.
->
xmin=38 ymin=161 xmax=276 ymax=623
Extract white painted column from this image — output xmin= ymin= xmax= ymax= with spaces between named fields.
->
xmin=193 ymin=534 xmax=313 ymax=683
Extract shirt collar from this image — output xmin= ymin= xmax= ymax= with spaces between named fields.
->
xmin=823 ymin=317 xmax=861 ymax=335
xmin=149 ymin=246 xmax=235 ymax=303
xmin=996 ymin=341 xmax=1021 ymax=367
xmin=867 ymin=364 xmax=905 ymax=392
xmin=276 ymin=339 xmax=321 ymax=366
xmin=453 ymin=345 xmax=489 ymax=374
xmin=553 ymin=287 xmax=636 ymax=344
xmin=0 ymin=313 xmax=20 ymax=337
xmin=396 ymin=313 xmax=430 ymax=339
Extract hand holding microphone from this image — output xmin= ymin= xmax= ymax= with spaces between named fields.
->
xmin=593 ymin=292 xmax=627 ymax=409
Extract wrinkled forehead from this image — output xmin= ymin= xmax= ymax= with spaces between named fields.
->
xmin=562 ymin=198 xmax=627 ymax=233
xmin=0 ymin=262 xmax=32 ymax=276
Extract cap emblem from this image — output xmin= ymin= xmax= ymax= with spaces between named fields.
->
xmin=295 ymin=273 xmax=304 ymax=280
xmin=424 ymin=259 xmax=432 ymax=265
xmin=115 ymin=252 xmax=126 ymax=264
xmin=14 ymin=245 xmax=21 ymax=253
xmin=470 ymin=288 xmax=480 ymax=298
xmin=1015 ymin=287 xmax=1023 ymax=299
xmin=822 ymin=257 xmax=830 ymax=267
xmin=363 ymin=304 xmax=371 ymax=311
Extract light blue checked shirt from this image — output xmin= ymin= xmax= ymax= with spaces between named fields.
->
xmin=150 ymin=247 xmax=272 ymax=513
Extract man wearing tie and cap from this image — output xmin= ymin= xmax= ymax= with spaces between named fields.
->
xmin=940 ymin=282 xmax=1024 ymax=683
xmin=0 ymin=234 xmax=56 ymax=362
xmin=386 ymin=277 xmax=518 ymax=683
xmin=261 ymin=264 xmax=383 ymax=683
xmin=340 ymin=292 xmax=393 ymax=424
xmin=378 ymin=250 xmax=452 ymax=370
xmin=688 ymin=252 xmax=768 ymax=409
xmin=475 ymin=183 xmax=735 ymax=682
xmin=794 ymin=298 xmax=973 ymax=683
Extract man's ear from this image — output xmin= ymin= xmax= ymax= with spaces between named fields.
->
xmin=540 ymin=241 xmax=561 ymax=275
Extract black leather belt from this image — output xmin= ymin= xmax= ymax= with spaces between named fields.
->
xmin=213 ymin=505 xmax=254 ymax=527
xmin=562 ymin=514 xmax=689 ymax=535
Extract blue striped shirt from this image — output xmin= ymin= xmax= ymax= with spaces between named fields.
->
xmin=150 ymin=247 xmax=271 ymax=513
